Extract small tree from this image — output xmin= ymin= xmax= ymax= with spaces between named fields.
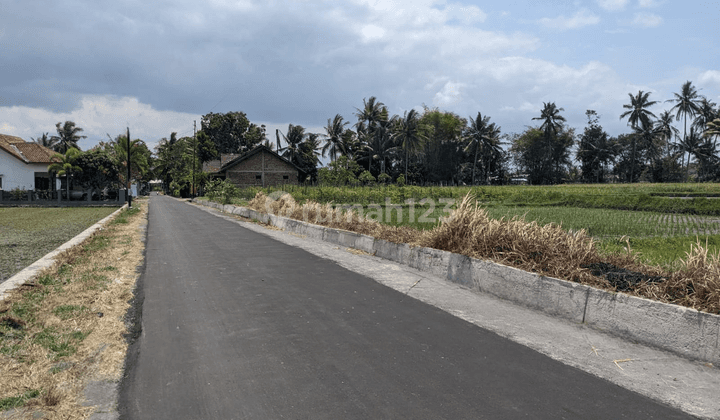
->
xmin=358 ymin=170 xmax=376 ymax=186
xmin=48 ymin=148 xmax=83 ymax=200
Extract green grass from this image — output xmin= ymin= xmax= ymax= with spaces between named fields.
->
xmin=0 ymin=207 xmax=118 ymax=281
xmin=33 ymin=327 xmax=90 ymax=359
xmin=0 ymin=390 xmax=40 ymax=411
xmin=52 ymin=305 xmax=89 ymax=321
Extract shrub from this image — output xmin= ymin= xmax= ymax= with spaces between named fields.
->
xmin=205 ymin=179 xmax=239 ymax=204
xmin=358 ymin=170 xmax=376 ymax=186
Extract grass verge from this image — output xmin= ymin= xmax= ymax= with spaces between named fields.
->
xmin=0 ymin=200 xmax=147 ymax=419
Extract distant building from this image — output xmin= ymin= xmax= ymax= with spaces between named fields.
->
xmin=0 ymin=134 xmax=58 ymax=192
xmin=207 ymin=145 xmax=301 ymax=188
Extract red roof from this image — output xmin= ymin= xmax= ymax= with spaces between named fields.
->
xmin=0 ymin=134 xmax=58 ymax=164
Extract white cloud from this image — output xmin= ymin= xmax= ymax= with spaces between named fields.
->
xmin=638 ymin=0 xmax=660 ymax=7
xmin=360 ymin=24 xmax=386 ymax=42
xmin=433 ymin=81 xmax=466 ymax=107
xmin=596 ymin=0 xmax=629 ymax=11
xmin=699 ymin=70 xmax=720 ymax=87
xmin=538 ymin=9 xmax=600 ymax=30
xmin=0 ymin=95 xmax=199 ymax=151
xmin=632 ymin=12 xmax=663 ymax=27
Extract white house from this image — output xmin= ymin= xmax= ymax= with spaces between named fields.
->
xmin=0 ymin=134 xmax=58 ymax=192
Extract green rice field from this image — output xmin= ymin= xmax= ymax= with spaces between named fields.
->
xmin=231 ymin=182 xmax=720 ymax=268
xmin=0 ymin=207 xmax=119 ymax=282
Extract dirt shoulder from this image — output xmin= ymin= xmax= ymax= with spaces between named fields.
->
xmin=0 ymin=200 xmax=147 ymax=419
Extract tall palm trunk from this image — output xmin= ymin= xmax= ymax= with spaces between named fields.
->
xmin=471 ymin=141 xmax=479 ymax=185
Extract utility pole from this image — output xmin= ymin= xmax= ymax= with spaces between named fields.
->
xmin=127 ymin=126 xmax=132 ymax=208
xmin=193 ymin=120 xmax=196 ymax=198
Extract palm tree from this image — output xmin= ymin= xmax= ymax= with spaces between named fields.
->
xmin=114 ymin=136 xmax=149 ymax=189
xmin=277 ymin=124 xmax=306 ymax=165
xmin=322 ymin=114 xmax=348 ymax=162
xmin=678 ymin=128 xmax=703 ymax=180
xmin=302 ymin=133 xmax=323 ymax=168
xmin=464 ymin=112 xmax=501 ymax=185
xmin=704 ymin=118 xmax=720 ymax=143
xmin=32 ymin=132 xmax=57 ymax=150
xmin=392 ymin=109 xmax=426 ymax=181
xmin=692 ymin=98 xmax=718 ymax=133
xmin=656 ymin=110 xmax=679 ymax=157
xmin=369 ymin=117 xmax=395 ymax=174
xmin=355 ymin=97 xmax=388 ymax=172
xmin=48 ymin=148 xmax=83 ymax=200
xmin=54 ymin=121 xmax=87 ymax=153
xmin=667 ymin=81 xmax=703 ymax=178
xmin=532 ymin=102 xmax=567 ymax=182
xmin=620 ymin=91 xmax=658 ymax=130
xmin=534 ymin=102 xmax=566 ymax=138
xmin=620 ymin=91 xmax=658 ymax=182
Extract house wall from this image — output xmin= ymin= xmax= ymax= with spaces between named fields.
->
xmin=226 ymin=150 xmax=298 ymax=187
xmin=0 ymin=148 xmax=52 ymax=191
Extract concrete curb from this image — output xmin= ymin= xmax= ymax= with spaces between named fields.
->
xmin=0 ymin=204 xmax=128 ymax=302
xmin=194 ymin=198 xmax=720 ymax=365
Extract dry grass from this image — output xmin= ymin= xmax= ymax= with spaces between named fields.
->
xmin=0 ymin=200 xmax=147 ymax=419
xmin=248 ymin=191 xmax=720 ymax=315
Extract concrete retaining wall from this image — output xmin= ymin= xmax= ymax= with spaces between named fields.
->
xmin=194 ymin=199 xmax=720 ymax=364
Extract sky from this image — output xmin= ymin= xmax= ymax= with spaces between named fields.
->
xmin=1 ymin=0 xmax=719 ymax=158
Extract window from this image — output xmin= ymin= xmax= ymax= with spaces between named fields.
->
xmin=256 ymin=174 xmax=262 ymax=180
xmin=283 ymin=175 xmax=289 ymax=180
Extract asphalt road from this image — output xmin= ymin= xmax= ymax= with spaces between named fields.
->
xmin=118 ymin=195 xmax=697 ymax=419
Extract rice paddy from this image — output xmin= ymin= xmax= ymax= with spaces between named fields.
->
xmin=0 ymin=207 xmax=120 ymax=282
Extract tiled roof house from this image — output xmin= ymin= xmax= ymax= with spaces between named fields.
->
xmin=0 ymin=134 xmax=58 ymax=191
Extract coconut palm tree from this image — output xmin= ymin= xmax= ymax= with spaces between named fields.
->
xmin=369 ymin=117 xmax=395 ymax=175
xmin=620 ymin=91 xmax=658 ymax=182
xmin=113 ymin=136 xmax=149 ymax=190
xmin=277 ymin=124 xmax=306 ymax=166
xmin=704 ymin=118 xmax=720 ymax=142
xmin=678 ymin=128 xmax=703 ymax=180
xmin=656 ymin=110 xmax=679 ymax=157
xmin=532 ymin=102 xmax=568 ymax=182
xmin=322 ymin=114 xmax=348 ymax=162
xmin=54 ymin=121 xmax=87 ymax=153
xmin=392 ymin=109 xmax=426 ymax=182
xmin=32 ymin=132 xmax=57 ymax=150
xmin=691 ymin=98 xmax=718 ymax=133
xmin=355 ymin=97 xmax=388 ymax=172
xmin=48 ymin=148 xmax=83 ymax=200
xmin=464 ymin=112 xmax=501 ymax=185
xmin=534 ymin=102 xmax=566 ymax=138
xmin=667 ymin=81 xmax=703 ymax=179
xmin=620 ymin=91 xmax=658 ymax=130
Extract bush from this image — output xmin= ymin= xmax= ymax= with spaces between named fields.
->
xmin=358 ymin=170 xmax=376 ymax=186
xmin=205 ymin=179 xmax=239 ymax=204
xmin=396 ymin=174 xmax=406 ymax=187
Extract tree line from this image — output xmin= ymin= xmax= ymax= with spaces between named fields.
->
xmin=38 ymin=80 xmax=720 ymax=197
xmin=34 ymin=121 xmax=152 ymax=198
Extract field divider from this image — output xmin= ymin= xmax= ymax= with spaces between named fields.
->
xmin=194 ymin=198 xmax=720 ymax=365
xmin=0 ymin=204 xmax=128 ymax=302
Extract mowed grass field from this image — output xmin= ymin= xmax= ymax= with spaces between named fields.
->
xmin=232 ymin=183 xmax=720 ymax=268
xmin=0 ymin=207 xmax=120 ymax=281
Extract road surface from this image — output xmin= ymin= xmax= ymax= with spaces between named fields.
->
xmin=119 ymin=195 xmax=697 ymax=419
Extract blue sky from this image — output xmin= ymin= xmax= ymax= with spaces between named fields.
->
xmin=1 ymin=0 xmax=718 ymax=156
